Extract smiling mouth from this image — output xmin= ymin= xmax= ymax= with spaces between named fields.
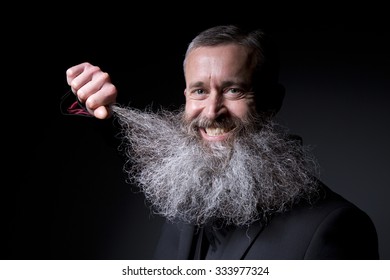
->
xmin=205 ymin=127 xmax=230 ymax=136
xmin=199 ymin=125 xmax=235 ymax=142
xmin=189 ymin=116 xmax=238 ymax=141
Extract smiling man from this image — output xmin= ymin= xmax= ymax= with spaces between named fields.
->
xmin=65 ymin=25 xmax=379 ymax=259
xmin=183 ymin=44 xmax=257 ymax=142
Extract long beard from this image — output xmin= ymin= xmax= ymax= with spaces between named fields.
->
xmin=112 ymin=104 xmax=320 ymax=227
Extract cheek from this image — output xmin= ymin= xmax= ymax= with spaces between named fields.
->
xmin=225 ymin=101 xmax=252 ymax=118
xmin=184 ymin=100 xmax=202 ymax=120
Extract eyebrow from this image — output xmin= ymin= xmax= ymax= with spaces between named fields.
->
xmin=188 ymin=81 xmax=205 ymax=89
xmin=188 ymin=80 xmax=250 ymax=90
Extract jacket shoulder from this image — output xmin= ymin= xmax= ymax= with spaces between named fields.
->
xmin=246 ymin=183 xmax=379 ymax=259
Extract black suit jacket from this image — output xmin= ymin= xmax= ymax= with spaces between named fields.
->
xmin=153 ymin=185 xmax=379 ymax=259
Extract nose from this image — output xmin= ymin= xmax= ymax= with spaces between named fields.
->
xmin=204 ymin=93 xmax=225 ymax=120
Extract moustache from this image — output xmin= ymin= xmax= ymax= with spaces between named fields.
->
xmin=182 ymin=113 xmax=263 ymax=140
xmin=185 ymin=115 xmax=247 ymax=132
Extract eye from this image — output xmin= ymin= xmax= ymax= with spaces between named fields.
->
xmin=188 ymin=88 xmax=208 ymax=100
xmin=224 ymin=88 xmax=247 ymax=99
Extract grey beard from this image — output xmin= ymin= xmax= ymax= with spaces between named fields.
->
xmin=112 ymin=104 xmax=320 ymax=227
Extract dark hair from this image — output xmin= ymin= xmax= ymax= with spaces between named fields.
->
xmin=183 ymin=25 xmax=285 ymax=116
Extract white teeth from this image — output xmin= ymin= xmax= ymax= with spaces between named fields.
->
xmin=205 ymin=127 xmax=226 ymax=136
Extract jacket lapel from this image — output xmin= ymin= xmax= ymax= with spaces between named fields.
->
xmin=153 ymin=221 xmax=196 ymax=259
xmin=176 ymin=223 xmax=196 ymax=259
xmin=206 ymin=222 xmax=264 ymax=259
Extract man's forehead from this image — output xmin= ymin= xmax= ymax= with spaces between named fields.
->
xmin=185 ymin=46 xmax=254 ymax=84
xmin=187 ymin=44 xmax=250 ymax=60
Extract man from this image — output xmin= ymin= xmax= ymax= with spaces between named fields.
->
xmin=65 ymin=25 xmax=379 ymax=259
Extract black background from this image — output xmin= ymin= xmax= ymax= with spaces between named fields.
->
xmin=3 ymin=4 xmax=390 ymax=259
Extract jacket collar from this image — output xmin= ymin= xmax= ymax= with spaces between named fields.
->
xmin=205 ymin=222 xmax=264 ymax=259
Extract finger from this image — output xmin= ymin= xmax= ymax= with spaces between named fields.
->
xmin=93 ymin=106 xmax=111 ymax=120
xmin=69 ymin=64 xmax=102 ymax=92
xmin=84 ymin=82 xmax=117 ymax=116
xmin=76 ymin=70 xmax=110 ymax=103
xmin=66 ymin=62 xmax=90 ymax=86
